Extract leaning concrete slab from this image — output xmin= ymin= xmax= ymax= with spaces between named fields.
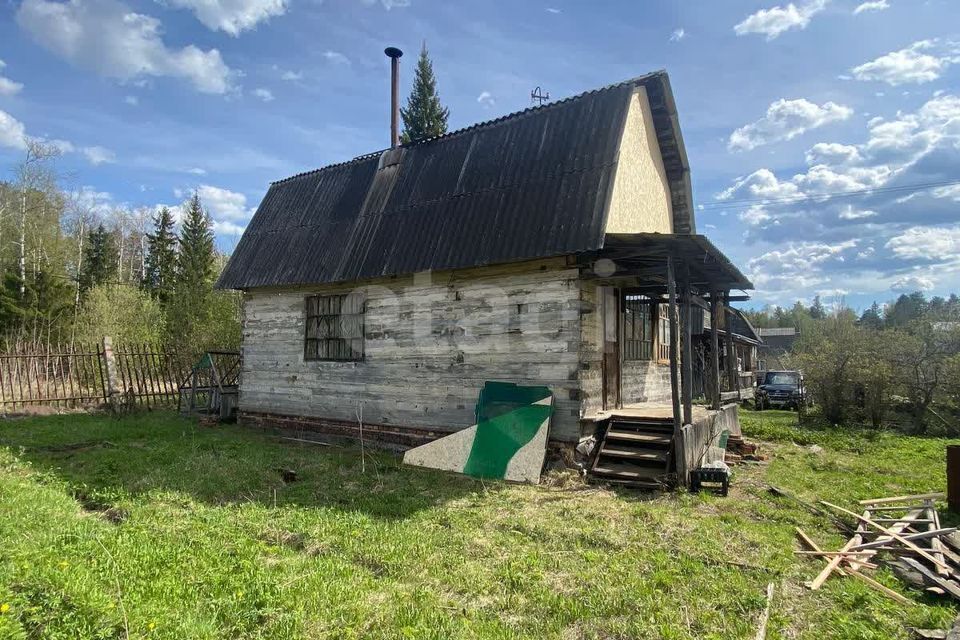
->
xmin=403 ymin=382 xmax=553 ymax=483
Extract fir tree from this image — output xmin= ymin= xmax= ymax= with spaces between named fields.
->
xmin=176 ymin=195 xmax=215 ymax=293
xmin=399 ymin=43 xmax=450 ymax=144
xmin=859 ymin=301 xmax=884 ymax=330
xmin=78 ymin=224 xmax=119 ymax=295
xmin=808 ymin=295 xmax=826 ymax=320
xmin=168 ymin=194 xmax=216 ymax=351
xmin=142 ymin=206 xmax=178 ymax=305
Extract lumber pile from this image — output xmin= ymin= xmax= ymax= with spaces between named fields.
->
xmin=795 ymin=492 xmax=960 ymax=605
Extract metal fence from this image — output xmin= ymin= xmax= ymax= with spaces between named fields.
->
xmin=0 ymin=339 xmax=192 ymax=411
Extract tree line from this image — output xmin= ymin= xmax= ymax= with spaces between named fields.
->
xmin=746 ymin=291 xmax=960 ymax=434
xmin=0 ymin=140 xmax=240 ymax=354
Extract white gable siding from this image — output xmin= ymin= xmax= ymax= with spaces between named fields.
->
xmin=604 ymin=86 xmax=674 ymax=235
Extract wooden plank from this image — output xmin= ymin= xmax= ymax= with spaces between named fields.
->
xmin=795 ymin=551 xmax=874 ymax=558
xmin=809 ymin=534 xmax=861 ymax=590
xmin=821 ymin=501 xmax=953 ymax=572
xmin=605 ymin=431 xmax=671 ymax=445
xmin=900 ymin=557 xmax=960 ymax=602
xmin=927 ymin=500 xmax=949 ymax=578
xmin=873 ymin=518 xmax=934 ymax=524
xmin=849 ymin=528 xmax=957 ymax=551
xmin=754 ymin=583 xmax=773 ymax=640
xmin=846 ymin=569 xmax=914 ymax=606
xmin=796 ymin=528 xmax=913 ymax=605
xmin=859 ymin=493 xmax=945 ymax=506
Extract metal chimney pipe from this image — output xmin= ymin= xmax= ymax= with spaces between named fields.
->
xmin=384 ymin=47 xmax=403 ymax=148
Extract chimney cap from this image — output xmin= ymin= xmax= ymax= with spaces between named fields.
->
xmin=384 ymin=47 xmax=403 ymax=59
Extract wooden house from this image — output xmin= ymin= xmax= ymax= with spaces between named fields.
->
xmin=217 ymin=71 xmax=753 ymax=487
xmin=757 ymin=327 xmax=800 ymax=374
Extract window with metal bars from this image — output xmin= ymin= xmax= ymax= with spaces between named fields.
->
xmin=658 ymin=302 xmax=671 ymax=362
xmin=623 ymin=296 xmax=653 ymax=361
xmin=304 ymin=293 xmax=365 ymax=362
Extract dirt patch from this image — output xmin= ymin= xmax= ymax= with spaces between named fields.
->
xmin=32 ymin=440 xmax=117 ymax=454
xmin=260 ymin=529 xmax=308 ymax=551
xmin=72 ymin=491 xmax=129 ymax=524
xmin=353 ymin=555 xmax=389 ymax=577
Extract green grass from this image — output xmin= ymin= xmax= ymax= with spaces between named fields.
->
xmin=0 ymin=409 xmax=955 ymax=639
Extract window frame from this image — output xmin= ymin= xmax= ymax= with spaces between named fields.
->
xmin=303 ymin=292 xmax=366 ymax=362
xmin=623 ymin=296 xmax=654 ymax=362
xmin=657 ymin=302 xmax=671 ymax=363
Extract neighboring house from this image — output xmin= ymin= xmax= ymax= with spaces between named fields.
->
xmin=691 ymin=307 xmax=761 ymax=400
xmin=757 ymin=327 xmax=799 ymax=372
xmin=217 ymin=71 xmax=753 ymax=486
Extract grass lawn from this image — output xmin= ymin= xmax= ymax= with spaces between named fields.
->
xmin=0 ymin=409 xmax=957 ymax=639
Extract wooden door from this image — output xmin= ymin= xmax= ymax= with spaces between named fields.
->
xmin=600 ymin=286 xmax=621 ymax=410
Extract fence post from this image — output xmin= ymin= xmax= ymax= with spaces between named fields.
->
xmin=102 ymin=336 xmax=120 ymax=405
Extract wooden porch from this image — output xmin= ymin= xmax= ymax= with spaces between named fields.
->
xmin=581 ymin=233 xmax=753 ymax=488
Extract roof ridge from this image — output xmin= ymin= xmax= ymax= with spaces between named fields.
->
xmin=271 ymin=70 xmax=664 ymax=186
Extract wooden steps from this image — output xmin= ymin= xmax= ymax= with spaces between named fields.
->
xmin=590 ymin=416 xmax=675 ymax=489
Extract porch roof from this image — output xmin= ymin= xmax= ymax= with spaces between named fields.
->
xmin=588 ymin=233 xmax=753 ymax=292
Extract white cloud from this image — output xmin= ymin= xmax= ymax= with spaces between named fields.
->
xmin=853 ymin=0 xmax=889 ymax=14
xmin=17 ymin=0 xmax=236 ymax=94
xmin=838 ymin=204 xmax=877 ymax=219
xmin=197 ymin=184 xmax=254 ymax=221
xmin=164 ymin=0 xmax=287 ymax=36
xmin=851 ymin=40 xmax=960 ymax=86
xmin=717 ymin=168 xmax=803 ymax=201
xmin=0 ymin=111 xmax=115 ymax=164
xmin=0 ymin=110 xmax=28 ymax=150
xmin=253 ymin=87 xmax=274 ymax=102
xmin=886 ymin=225 xmax=960 ymax=261
xmin=734 ymin=0 xmax=828 ymax=41
xmin=0 ymin=59 xmax=24 ymax=96
xmin=280 ymin=70 xmax=302 ymax=81
xmin=545 ymin=7 xmax=561 ymax=14
xmin=477 ymin=91 xmax=495 ymax=108
xmin=81 ymin=145 xmax=116 ymax=164
xmin=891 ymin=274 xmax=934 ymax=292
xmin=322 ymin=51 xmax=350 ymax=65
xmin=740 ymin=204 xmax=772 ymax=225
xmin=360 ymin=0 xmax=409 ymax=9
xmin=186 ymin=167 xmax=207 ymax=175
xmin=804 ymin=142 xmax=862 ymax=165
xmin=72 ymin=186 xmax=115 ymax=216
xmin=669 ymin=28 xmax=686 ymax=42
xmin=729 ymin=98 xmax=852 ymax=151
xmin=212 ymin=219 xmax=245 ymax=235
xmin=720 ymin=92 xmax=960 ymax=236
xmin=124 ymin=95 xmax=139 ymax=106
xmin=793 ymin=163 xmax=890 ymax=193
xmin=746 ymin=239 xmax=858 ymax=292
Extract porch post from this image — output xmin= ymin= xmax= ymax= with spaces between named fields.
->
xmin=723 ymin=291 xmax=738 ymax=398
xmin=709 ymin=289 xmax=721 ymax=410
xmin=667 ymin=257 xmax=681 ymax=435
xmin=681 ymin=268 xmax=693 ymax=426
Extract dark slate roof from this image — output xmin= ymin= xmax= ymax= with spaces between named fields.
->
xmin=217 ymin=71 xmax=695 ymax=290
xmin=729 ymin=309 xmax=762 ymax=344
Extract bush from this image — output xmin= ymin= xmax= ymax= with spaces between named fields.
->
xmin=76 ymin=284 xmax=164 ymax=346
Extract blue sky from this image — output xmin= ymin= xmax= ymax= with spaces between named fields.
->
xmin=1 ymin=0 xmax=959 ymax=310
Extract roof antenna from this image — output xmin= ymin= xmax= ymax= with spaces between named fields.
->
xmin=385 ymin=47 xmax=404 ymax=148
xmin=531 ymin=86 xmax=550 ymax=106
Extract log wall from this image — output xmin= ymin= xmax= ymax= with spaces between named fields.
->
xmin=239 ymin=258 xmax=585 ymax=442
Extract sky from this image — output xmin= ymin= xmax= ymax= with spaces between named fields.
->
xmin=0 ymin=0 xmax=958 ymax=311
